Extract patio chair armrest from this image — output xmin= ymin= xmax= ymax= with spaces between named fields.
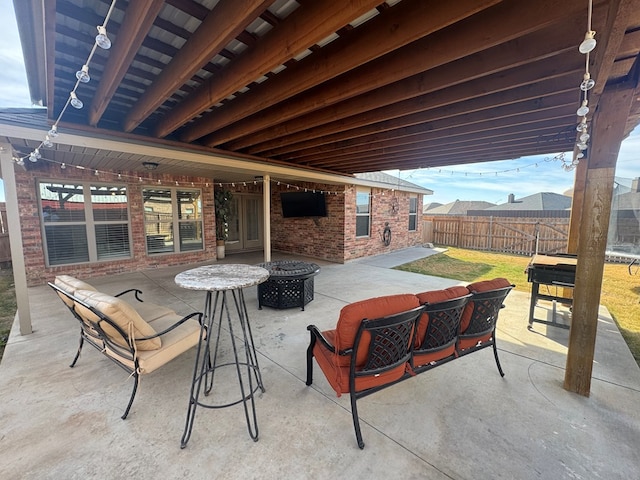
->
xmin=307 ymin=325 xmax=337 ymax=353
xmin=136 ymin=312 xmax=203 ymax=340
xmin=114 ymin=288 xmax=144 ymax=303
xmin=306 ymin=325 xmax=353 ymax=356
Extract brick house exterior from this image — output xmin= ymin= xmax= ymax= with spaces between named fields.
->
xmin=10 ymin=161 xmax=427 ymax=286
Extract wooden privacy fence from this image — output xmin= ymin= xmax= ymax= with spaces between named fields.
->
xmin=0 ymin=203 xmax=10 ymax=264
xmin=422 ymin=216 xmax=569 ymax=256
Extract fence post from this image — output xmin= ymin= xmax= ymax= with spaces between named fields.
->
xmin=488 ymin=216 xmax=493 ymax=251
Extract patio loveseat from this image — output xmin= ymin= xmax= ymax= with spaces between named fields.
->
xmin=49 ymin=275 xmax=203 ymax=419
xmin=306 ymin=278 xmax=514 ymax=449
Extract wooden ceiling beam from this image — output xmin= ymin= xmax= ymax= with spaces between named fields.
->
xmin=292 ymin=116 xmax=575 ymax=167
xmin=88 ymin=0 xmax=165 ymax=126
xmin=304 ymin=124 xmax=572 ymax=167
xmin=200 ymin=0 xmax=588 ymax=147
xmin=304 ymin=113 xmax=575 ymax=169
xmin=180 ymin=0 xmax=500 ymax=142
xmin=277 ymin=92 xmax=578 ymax=162
xmin=154 ymin=0 xmax=385 ymax=139
xmin=264 ymin=70 xmax=581 ymax=159
xmin=312 ymin=140 xmax=575 ymax=173
xmin=239 ymin=23 xmax=585 ymax=153
xmin=123 ymin=0 xmax=272 ymax=133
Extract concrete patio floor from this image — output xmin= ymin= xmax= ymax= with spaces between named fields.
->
xmin=1 ymin=247 xmax=639 ymax=479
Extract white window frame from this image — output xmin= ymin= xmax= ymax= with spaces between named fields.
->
xmin=356 ymin=188 xmax=371 ymax=238
xmin=38 ymin=180 xmax=131 ymax=266
xmin=143 ymin=186 xmax=204 ymax=255
xmin=408 ymin=195 xmax=418 ymax=231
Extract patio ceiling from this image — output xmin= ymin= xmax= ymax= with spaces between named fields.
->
xmin=13 ymin=0 xmax=640 ymax=177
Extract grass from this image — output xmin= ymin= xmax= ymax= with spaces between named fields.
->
xmin=396 ymin=247 xmax=640 ymax=366
xmin=0 ymin=268 xmax=17 ymax=361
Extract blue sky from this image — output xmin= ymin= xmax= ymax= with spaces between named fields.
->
xmin=0 ymin=3 xmax=637 ymax=205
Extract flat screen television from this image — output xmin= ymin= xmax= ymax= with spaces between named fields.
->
xmin=280 ymin=191 xmax=327 ymax=218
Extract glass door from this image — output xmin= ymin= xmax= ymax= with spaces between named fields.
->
xmin=225 ymin=194 xmax=263 ymax=252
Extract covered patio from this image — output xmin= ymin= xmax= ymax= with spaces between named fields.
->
xmin=1 ymin=249 xmax=639 ymax=478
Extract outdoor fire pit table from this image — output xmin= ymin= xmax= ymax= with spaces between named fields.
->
xmin=256 ymin=260 xmax=321 ymax=311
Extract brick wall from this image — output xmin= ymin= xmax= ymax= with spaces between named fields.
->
xmin=16 ymin=162 xmax=216 ymax=286
xmin=343 ymin=187 xmax=423 ymax=261
xmin=12 ymin=162 xmax=424 ymax=284
xmin=270 ymin=182 xmax=346 ymax=262
xmin=271 ymin=182 xmax=423 ymax=262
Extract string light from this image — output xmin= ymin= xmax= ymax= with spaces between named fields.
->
xmin=14 ymin=0 xmax=118 ymax=166
xmin=570 ymin=0 xmax=596 ymax=171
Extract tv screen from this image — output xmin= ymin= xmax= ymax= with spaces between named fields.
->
xmin=281 ymin=191 xmax=327 ymax=218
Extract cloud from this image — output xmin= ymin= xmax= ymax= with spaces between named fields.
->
xmin=0 ymin=1 xmax=32 ymax=107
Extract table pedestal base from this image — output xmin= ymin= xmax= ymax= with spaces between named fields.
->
xmin=181 ymin=289 xmax=264 ymax=448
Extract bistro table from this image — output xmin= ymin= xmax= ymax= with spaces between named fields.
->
xmin=175 ymin=264 xmax=270 ymax=448
xmin=256 ymin=260 xmax=321 ymax=311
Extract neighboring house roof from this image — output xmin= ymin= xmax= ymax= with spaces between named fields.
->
xmin=425 ymin=200 xmax=495 ymax=215
xmin=0 ymin=108 xmax=48 ymax=129
xmin=423 ymin=202 xmax=443 ymax=211
xmin=484 ymin=192 xmax=572 ymax=211
xmin=354 ymin=172 xmax=433 ymax=195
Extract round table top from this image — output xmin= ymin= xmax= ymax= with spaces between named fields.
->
xmin=256 ymin=260 xmax=321 ymax=277
xmin=175 ymin=264 xmax=270 ymax=291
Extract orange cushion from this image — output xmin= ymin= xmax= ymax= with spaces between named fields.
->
xmin=413 ymin=343 xmax=456 ymax=367
xmin=458 ymin=332 xmax=493 ymax=351
xmin=461 ymin=278 xmax=512 ymax=332
xmin=333 ymin=294 xmax=421 ymax=367
xmin=313 ymin=339 xmax=407 ymax=394
xmin=313 ymin=294 xmax=420 ymax=395
xmin=414 ymin=286 xmax=469 ymax=348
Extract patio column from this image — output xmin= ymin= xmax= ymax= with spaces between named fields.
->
xmin=564 ymin=81 xmax=636 ymax=396
xmin=262 ymin=173 xmax=271 ymax=262
xmin=0 ymin=142 xmax=32 ymax=335
xmin=566 ymin=159 xmax=588 ymax=254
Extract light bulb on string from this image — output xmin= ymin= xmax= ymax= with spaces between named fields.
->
xmin=75 ymin=64 xmax=90 ymax=83
xmin=576 ymin=152 xmax=585 ymax=159
xmin=580 ymin=72 xmax=595 ymax=91
xmin=579 ymin=30 xmax=596 ymax=54
xmin=579 ymin=132 xmax=590 ymax=143
xmin=577 ymin=142 xmax=588 ymax=151
xmin=43 ymin=136 xmax=53 ymax=148
xmin=29 ymin=148 xmax=41 ymax=162
xmin=576 ymin=99 xmax=589 ymax=116
xmin=48 ymin=125 xmax=59 ymax=138
xmin=95 ymin=26 xmax=111 ymax=49
xmin=70 ymin=92 xmax=83 ymax=109
xmin=577 ymin=119 xmax=588 ymax=132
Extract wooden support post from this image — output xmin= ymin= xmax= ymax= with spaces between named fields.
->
xmin=566 ymin=159 xmax=588 ymax=255
xmin=564 ymin=84 xmax=635 ymax=396
xmin=0 ymin=142 xmax=32 ymax=335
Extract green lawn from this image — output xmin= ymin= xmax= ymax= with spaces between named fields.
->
xmin=396 ymin=247 xmax=640 ymax=366
xmin=0 ymin=269 xmax=17 ymax=360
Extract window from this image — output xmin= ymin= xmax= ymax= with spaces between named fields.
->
xmin=356 ymin=188 xmax=371 ymax=237
xmin=409 ymin=195 xmax=418 ymax=231
xmin=143 ymin=187 xmax=203 ymax=254
xmin=39 ymin=182 xmax=130 ymax=266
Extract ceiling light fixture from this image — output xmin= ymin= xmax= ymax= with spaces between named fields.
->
xmin=142 ymin=161 xmax=159 ymax=170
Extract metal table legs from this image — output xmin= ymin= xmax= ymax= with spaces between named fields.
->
xmin=181 ymin=288 xmax=264 ymax=448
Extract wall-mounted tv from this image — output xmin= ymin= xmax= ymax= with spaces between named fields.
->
xmin=280 ymin=191 xmax=327 ymax=218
